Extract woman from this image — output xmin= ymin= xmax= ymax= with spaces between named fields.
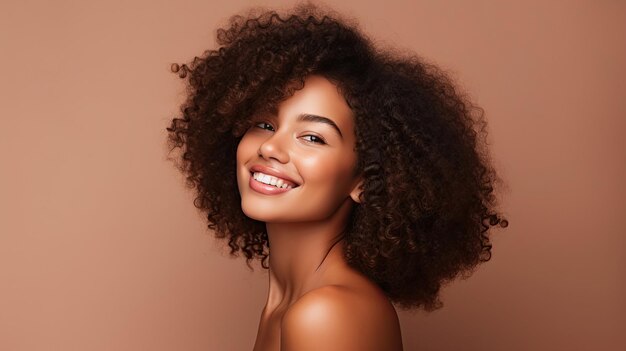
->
xmin=166 ymin=2 xmax=508 ymax=350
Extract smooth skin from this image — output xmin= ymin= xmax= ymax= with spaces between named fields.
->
xmin=236 ymin=75 xmax=403 ymax=351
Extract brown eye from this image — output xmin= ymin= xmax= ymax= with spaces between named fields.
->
xmin=255 ymin=122 xmax=274 ymax=131
xmin=302 ymin=134 xmax=326 ymax=145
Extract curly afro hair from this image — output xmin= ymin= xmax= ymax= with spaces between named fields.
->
xmin=166 ymin=2 xmax=509 ymax=311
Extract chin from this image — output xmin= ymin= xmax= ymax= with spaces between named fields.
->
xmin=241 ymin=208 xmax=283 ymax=223
xmin=240 ymin=205 xmax=265 ymax=221
xmin=240 ymin=200 xmax=308 ymax=223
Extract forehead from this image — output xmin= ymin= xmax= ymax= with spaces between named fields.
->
xmin=272 ymin=75 xmax=355 ymax=133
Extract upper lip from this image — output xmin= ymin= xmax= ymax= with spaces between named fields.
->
xmin=249 ymin=164 xmax=300 ymax=187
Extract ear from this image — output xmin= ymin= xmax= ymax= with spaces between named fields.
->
xmin=349 ymin=177 xmax=364 ymax=204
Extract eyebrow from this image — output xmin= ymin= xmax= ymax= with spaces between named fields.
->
xmin=296 ymin=113 xmax=343 ymax=139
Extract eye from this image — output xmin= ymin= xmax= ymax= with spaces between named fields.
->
xmin=254 ymin=121 xmax=274 ymax=131
xmin=252 ymin=121 xmax=326 ymax=145
xmin=302 ymin=134 xmax=327 ymax=145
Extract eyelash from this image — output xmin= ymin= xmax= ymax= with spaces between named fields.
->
xmin=254 ymin=121 xmax=327 ymax=145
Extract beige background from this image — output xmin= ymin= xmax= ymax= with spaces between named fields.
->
xmin=1 ymin=0 xmax=624 ymax=350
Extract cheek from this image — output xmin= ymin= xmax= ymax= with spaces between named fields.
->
xmin=236 ymin=135 xmax=255 ymax=185
xmin=301 ymin=153 xmax=356 ymax=190
xmin=236 ymin=134 xmax=255 ymax=163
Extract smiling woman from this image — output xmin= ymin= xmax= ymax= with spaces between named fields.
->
xmin=237 ymin=75 xmax=361 ymax=225
xmin=165 ymin=2 xmax=508 ymax=350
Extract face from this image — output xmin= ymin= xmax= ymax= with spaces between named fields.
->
xmin=236 ymin=75 xmax=363 ymax=223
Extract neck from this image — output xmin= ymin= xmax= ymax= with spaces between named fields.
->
xmin=264 ymin=197 xmax=354 ymax=310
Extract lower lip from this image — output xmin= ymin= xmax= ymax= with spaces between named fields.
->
xmin=248 ymin=173 xmax=297 ymax=195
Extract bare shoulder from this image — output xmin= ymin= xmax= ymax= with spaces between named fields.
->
xmin=280 ymin=284 xmax=403 ymax=351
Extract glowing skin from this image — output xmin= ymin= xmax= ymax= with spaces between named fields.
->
xmin=236 ymin=75 xmax=402 ymax=351
xmin=237 ymin=76 xmax=362 ymax=224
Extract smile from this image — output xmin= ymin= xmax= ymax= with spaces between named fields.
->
xmin=249 ymin=171 xmax=299 ymax=195
xmin=252 ymin=171 xmax=296 ymax=189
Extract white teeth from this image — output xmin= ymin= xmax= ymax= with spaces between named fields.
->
xmin=252 ymin=172 xmax=294 ymax=189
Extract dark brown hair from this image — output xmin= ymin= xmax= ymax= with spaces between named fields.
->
xmin=166 ymin=2 xmax=509 ymax=311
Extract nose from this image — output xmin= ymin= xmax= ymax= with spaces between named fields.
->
xmin=257 ymin=129 xmax=290 ymax=163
